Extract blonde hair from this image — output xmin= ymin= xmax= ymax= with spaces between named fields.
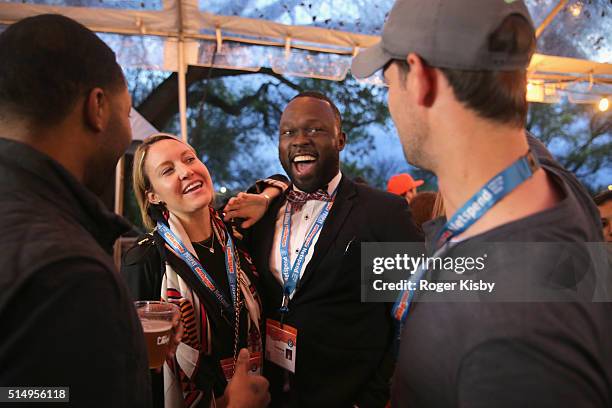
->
xmin=132 ymin=133 xmax=187 ymax=230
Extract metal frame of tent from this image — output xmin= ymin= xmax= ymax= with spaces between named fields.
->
xmin=1 ymin=0 xmax=611 ymax=141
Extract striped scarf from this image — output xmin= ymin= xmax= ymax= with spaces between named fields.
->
xmin=160 ymin=207 xmax=262 ymax=408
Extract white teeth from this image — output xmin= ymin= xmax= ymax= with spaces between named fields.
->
xmin=183 ymin=181 xmax=202 ymax=194
xmin=293 ymin=155 xmax=316 ymax=163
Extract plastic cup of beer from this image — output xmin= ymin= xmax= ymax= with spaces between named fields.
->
xmin=134 ymin=301 xmax=179 ymax=369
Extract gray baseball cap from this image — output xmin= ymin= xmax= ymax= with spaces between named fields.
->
xmin=351 ymin=0 xmax=535 ymax=78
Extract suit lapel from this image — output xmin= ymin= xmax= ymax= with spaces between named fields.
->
xmin=295 ymin=176 xmax=356 ymax=293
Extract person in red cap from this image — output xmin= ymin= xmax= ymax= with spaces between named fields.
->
xmin=387 ymin=173 xmax=424 ymax=203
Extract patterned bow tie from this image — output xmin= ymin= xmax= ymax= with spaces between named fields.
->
xmin=286 ymin=189 xmax=332 ymax=211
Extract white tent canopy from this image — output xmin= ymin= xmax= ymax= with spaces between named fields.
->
xmin=129 ymin=108 xmax=158 ymax=142
xmin=1 ymin=0 xmax=611 ymax=140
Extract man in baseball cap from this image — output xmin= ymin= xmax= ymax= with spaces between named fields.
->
xmin=353 ymin=0 xmax=612 ymax=406
xmin=387 ymin=173 xmax=424 ymax=203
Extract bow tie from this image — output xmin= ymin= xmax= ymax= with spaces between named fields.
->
xmin=286 ymin=189 xmax=332 ymax=211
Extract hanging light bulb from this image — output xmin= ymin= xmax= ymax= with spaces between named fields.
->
xmin=526 ymin=81 xmax=544 ymax=102
xmin=568 ymin=2 xmax=582 ymax=17
xmin=598 ymin=97 xmax=609 ymax=112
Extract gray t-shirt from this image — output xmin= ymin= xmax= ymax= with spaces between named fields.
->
xmin=392 ymin=137 xmax=612 ymax=407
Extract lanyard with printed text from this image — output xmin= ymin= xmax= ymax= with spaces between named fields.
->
xmin=157 ymin=222 xmax=238 ymax=320
xmin=434 ymin=150 xmax=540 ymax=248
xmin=279 ymin=188 xmax=338 ymax=315
xmin=392 ymin=150 xmax=540 ymax=332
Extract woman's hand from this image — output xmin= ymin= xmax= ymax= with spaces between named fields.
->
xmin=167 ymin=311 xmax=184 ymax=359
xmin=223 ymin=192 xmax=270 ymax=229
xmin=155 ymin=310 xmax=184 ymax=374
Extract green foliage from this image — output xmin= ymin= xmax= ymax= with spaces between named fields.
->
xmin=160 ymin=73 xmax=392 ymax=190
xmin=125 ymin=69 xmax=610 ymax=196
xmin=527 ymin=100 xmax=611 ymax=192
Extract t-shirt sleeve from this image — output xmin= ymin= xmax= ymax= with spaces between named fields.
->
xmin=0 ymin=258 xmax=150 ymax=407
xmin=457 ymin=339 xmax=608 ymax=408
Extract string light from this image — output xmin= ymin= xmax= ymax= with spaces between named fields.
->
xmin=568 ymin=2 xmax=582 ymax=17
xmin=598 ymin=97 xmax=609 ymax=112
xmin=526 ymin=81 xmax=544 ymax=102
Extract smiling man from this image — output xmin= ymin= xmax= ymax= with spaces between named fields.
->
xmin=240 ymin=91 xmax=423 ymax=407
xmin=278 ymin=92 xmax=345 ymax=194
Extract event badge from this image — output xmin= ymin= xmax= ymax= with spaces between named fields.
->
xmin=220 ymin=351 xmax=262 ymax=381
xmin=265 ymin=319 xmax=297 ymax=373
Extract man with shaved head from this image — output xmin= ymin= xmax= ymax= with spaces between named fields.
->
xmin=226 ymin=91 xmax=423 ymax=407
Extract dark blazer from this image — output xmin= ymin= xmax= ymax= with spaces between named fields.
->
xmin=246 ymin=176 xmax=423 ymax=408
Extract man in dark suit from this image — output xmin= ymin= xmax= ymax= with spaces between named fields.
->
xmin=228 ymin=92 xmax=423 ymax=407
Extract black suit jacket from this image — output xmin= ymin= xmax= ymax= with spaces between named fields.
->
xmin=246 ymin=176 xmax=423 ymax=408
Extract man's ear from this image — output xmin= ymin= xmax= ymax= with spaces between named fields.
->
xmin=84 ymin=87 xmax=107 ymax=132
xmin=406 ymin=53 xmax=437 ymax=108
xmin=337 ymin=131 xmax=347 ymax=151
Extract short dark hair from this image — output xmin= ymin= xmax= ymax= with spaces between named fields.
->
xmin=392 ymin=14 xmax=534 ymax=127
xmin=290 ymin=91 xmax=343 ymax=132
xmin=594 ymin=190 xmax=612 ymax=206
xmin=438 ymin=14 xmax=535 ymax=127
xmin=0 ymin=14 xmax=125 ymax=127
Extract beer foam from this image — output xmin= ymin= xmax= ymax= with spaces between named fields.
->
xmin=140 ymin=318 xmax=172 ymax=333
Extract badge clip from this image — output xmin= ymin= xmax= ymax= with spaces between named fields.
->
xmin=279 ymin=295 xmax=290 ymax=326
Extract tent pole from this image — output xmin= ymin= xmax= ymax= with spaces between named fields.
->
xmin=114 ymin=156 xmax=125 ymax=216
xmin=536 ymin=0 xmax=569 ymax=38
xmin=177 ymin=0 xmax=188 ymax=142
xmin=113 ymin=155 xmax=125 ymax=268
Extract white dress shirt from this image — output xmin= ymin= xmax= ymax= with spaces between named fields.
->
xmin=269 ymin=171 xmax=342 ymax=298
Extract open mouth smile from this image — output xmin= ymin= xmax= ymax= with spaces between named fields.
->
xmin=292 ymin=154 xmax=318 ymax=176
xmin=182 ymin=181 xmax=203 ymax=194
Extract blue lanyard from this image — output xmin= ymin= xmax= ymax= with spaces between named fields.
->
xmin=156 ymin=222 xmax=238 ymax=319
xmin=279 ymin=188 xmax=338 ymax=313
xmin=434 ymin=151 xmax=540 ymax=248
xmin=392 ymin=151 xmax=540 ymax=330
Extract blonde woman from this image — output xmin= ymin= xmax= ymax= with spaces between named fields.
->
xmin=122 ymin=134 xmax=278 ymax=408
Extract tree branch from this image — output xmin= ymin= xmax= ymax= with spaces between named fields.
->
xmin=136 ymin=66 xmax=260 ymax=129
xmin=202 ymin=83 xmax=272 ymax=116
xmin=135 ymin=67 xmax=304 ymax=129
xmin=267 ymin=72 xmax=303 ymax=92
xmin=565 ymin=132 xmax=606 ymax=173
xmin=343 ymin=118 xmax=380 ymax=131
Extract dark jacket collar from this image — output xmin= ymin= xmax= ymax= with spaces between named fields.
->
xmin=0 ymin=138 xmax=131 ymax=254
